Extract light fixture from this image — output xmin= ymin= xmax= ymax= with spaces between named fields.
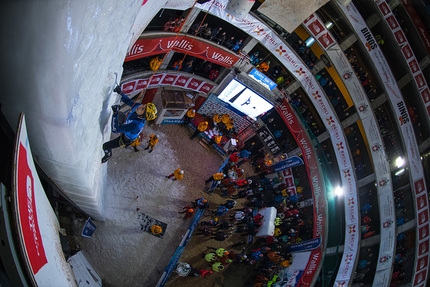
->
xmin=395 ymin=156 xmax=404 ymax=168
xmin=395 ymin=168 xmax=405 ymax=176
xmin=334 ymin=186 xmax=343 ymax=197
xmin=325 ymin=21 xmax=333 ymax=29
xmin=305 ymin=37 xmax=315 ymax=47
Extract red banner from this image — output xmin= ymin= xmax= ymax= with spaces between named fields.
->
xmin=401 ymin=0 xmax=430 ymax=55
xmin=121 ymin=73 xmax=215 ymax=95
xmin=276 ymin=100 xmax=326 ymax=285
xmin=17 ymin=143 xmax=47 ymax=274
xmin=126 ymin=35 xmax=240 ymax=68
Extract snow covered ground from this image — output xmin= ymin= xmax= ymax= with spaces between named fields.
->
xmin=75 ymin=124 xmax=224 ymax=286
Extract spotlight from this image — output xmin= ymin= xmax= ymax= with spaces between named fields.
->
xmin=334 ymin=186 xmax=343 ymax=197
xmin=395 ymin=156 xmax=404 ymax=168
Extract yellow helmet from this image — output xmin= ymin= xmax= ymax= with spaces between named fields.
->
xmin=146 ymin=102 xmax=157 ymax=121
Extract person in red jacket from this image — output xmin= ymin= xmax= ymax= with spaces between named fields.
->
xmin=229 ymin=152 xmax=240 ymax=163
xmin=235 ymin=179 xmax=252 ymax=187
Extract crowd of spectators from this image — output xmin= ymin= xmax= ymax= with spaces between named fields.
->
xmin=182 ymin=143 xmax=315 ymax=284
xmin=188 ymin=21 xmax=244 ymax=53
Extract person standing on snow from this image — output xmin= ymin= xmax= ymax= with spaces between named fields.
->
xmin=144 ymin=134 xmax=159 ymax=153
xmin=166 ymin=168 xmax=184 ymax=181
xmin=101 ymin=86 xmax=157 ymax=163
xmin=178 ymin=206 xmax=195 ymax=219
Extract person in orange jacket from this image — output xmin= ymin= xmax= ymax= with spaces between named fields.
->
xmin=191 ymin=121 xmax=208 ymax=140
xmin=144 ymin=134 xmax=159 ymax=153
xmin=258 ymin=60 xmax=270 ymax=73
xmin=166 ymin=168 xmax=184 ymax=181
xmin=183 ymin=109 xmax=195 ymax=125
xmin=205 ymin=172 xmax=225 ymax=184
xmin=149 ymin=55 xmax=163 ymax=71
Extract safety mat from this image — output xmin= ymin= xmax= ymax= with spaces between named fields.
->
xmin=138 ymin=212 xmax=167 ymax=238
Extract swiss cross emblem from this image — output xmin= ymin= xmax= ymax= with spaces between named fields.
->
xmin=343 ymin=72 xmax=352 ymax=80
xmin=275 ymin=46 xmax=286 ymax=55
xmin=295 ymin=68 xmax=305 ymax=76
xmin=372 ymin=144 xmax=380 ymax=151
xmin=349 ymin=225 xmax=356 ymax=233
xmin=312 ymin=91 xmax=321 ymax=100
xmin=379 ymin=256 xmax=389 ymax=262
xmin=383 ymin=220 xmax=393 ymax=228
xmin=326 ymin=116 xmax=334 ymax=125
xmin=345 ymin=254 xmax=353 ymax=261
xmin=348 ymin=198 xmax=354 ymax=205
xmin=343 ymin=169 xmax=351 ymax=177
xmin=379 ymin=179 xmax=388 ymax=186
xmin=253 ymin=26 xmax=264 ymax=35
xmin=358 ymin=104 xmax=367 ymax=112
xmin=336 ymin=142 xmax=344 ymax=150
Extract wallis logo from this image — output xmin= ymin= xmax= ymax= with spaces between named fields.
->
xmin=167 ymin=39 xmax=193 ymax=50
xmin=210 ymin=52 xmax=233 ymax=65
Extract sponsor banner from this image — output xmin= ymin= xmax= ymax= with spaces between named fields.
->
xmin=16 ymin=130 xmax=48 ymax=275
xmin=336 ymin=252 xmax=355 ymax=281
xmin=401 ymin=0 xmax=430 ymax=55
xmin=379 ymin=189 xmax=395 ymax=218
xmin=417 ymin=194 xmax=428 ymax=211
xmin=256 ymin=127 xmax=283 ymax=156
xmin=267 ymin=156 xmax=304 ymax=173
xmin=302 ymin=14 xmax=336 ymax=49
xmin=173 ymin=75 xmax=191 ymax=88
xmin=341 ymin=3 xmax=429 ymax=285
xmin=414 ymin=269 xmax=427 ymax=286
xmin=418 ymin=208 xmax=429 ymax=227
xmin=377 ymin=252 xmax=393 ymax=271
xmin=419 ymin=239 xmax=429 ymax=256
xmin=162 ymin=118 xmax=183 ymax=124
xmin=126 ymin=35 xmax=239 ymax=68
xmin=421 ymin=87 xmax=430 ymax=104
xmin=419 ymin=224 xmax=429 ymax=241
xmin=374 ymin=0 xmax=430 ymax=119
xmin=186 ymin=77 xmax=203 ymax=90
xmin=13 ymin=114 xmax=75 ymax=286
xmin=344 ymin=224 xmax=359 ymax=253
xmin=287 ymin=237 xmax=321 ymax=252
xmin=149 ymin=73 xmax=164 ymax=85
xmin=325 ymin=47 xmax=372 ymax=119
xmin=299 ymin=249 xmax=322 ymax=285
xmin=248 ymin=68 xmax=277 ymax=91
xmin=276 ymin=101 xmax=326 ymax=285
xmin=373 ymin=270 xmax=392 ymax=286
xmin=161 ymin=74 xmax=178 ymax=85
xmin=121 ymin=73 xmax=214 ymax=95
xmin=417 ymin=255 xmax=429 ymax=272
xmin=345 ymin=196 xmax=358 ymax=224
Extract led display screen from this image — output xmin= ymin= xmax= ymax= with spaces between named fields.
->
xmin=218 ymin=79 xmax=273 ymax=120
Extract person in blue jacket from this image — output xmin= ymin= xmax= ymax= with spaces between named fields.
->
xmin=101 ymin=86 xmax=157 ymax=163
